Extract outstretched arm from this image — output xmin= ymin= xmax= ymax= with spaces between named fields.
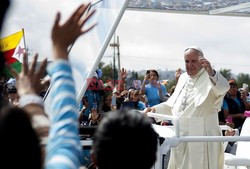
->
xmin=140 ymin=74 xmax=149 ymax=95
xmin=45 ymin=3 xmax=96 ymax=169
xmin=199 ymin=56 xmax=229 ymax=96
xmin=198 ymin=56 xmax=215 ymax=77
xmin=9 ymin=53 xmax=49 ymax=163
xmin=117 ymin=68 xmax=127 ymax=91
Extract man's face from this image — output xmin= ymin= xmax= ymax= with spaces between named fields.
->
xmin=184 ymin=49 xmax=203 ymax=76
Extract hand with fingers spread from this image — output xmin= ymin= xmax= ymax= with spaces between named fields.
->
xmin=8 ymin=52 xmax=50 ymax=154
xmin=8 ymin=53 xmax=48 ymax=97
xmin=120 ymin=68 xmax=128 ymax=80
xmin=198 ymin=56 xmax=215 ymax=76
xmin=52 ymin=3 xmax=96 ymax=60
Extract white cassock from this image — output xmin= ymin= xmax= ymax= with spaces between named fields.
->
xmin=154 ymin=68 xmax=230 ymax=169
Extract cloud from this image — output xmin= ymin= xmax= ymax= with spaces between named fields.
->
xmin=112 ymin=10 xmax=250 ymax=74
xmin=2 ymin=1 xmax=250 ymax=75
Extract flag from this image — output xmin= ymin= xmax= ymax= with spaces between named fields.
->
xmin=0 ymin=29 xmax=25 ymax=78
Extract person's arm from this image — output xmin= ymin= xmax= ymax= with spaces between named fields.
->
xmin=45 ymin=3 xmax=96 ymax=169
xmin=138 ymin=101 xmax=146 ymax=110
xmin=199 ymin=56 xmax=230 ymax=96
xmin=117 ymin=68 xmax=127 ymax=92
xmin=175 ymin=68 xmax=181 ymax=85
xmin=143 ymin=102 xmax=172 ymax=123
xmin=143 ymin=83 xmax=172 ymax=116
xmin=140 ymin=74 xmax=149 ymax=95
xmin=222 ymin=100 xmax=229 ymax=118
xmin=199 ymin=56 xmax=218 ymax=85
xmin=241 ymin=90 xmax=250 ymax=110
xmin=223 ymin=99 xmax=244 ymax=121
xmin=156 ymin=82 xmax=168 ymax=102
xmin=46 ymin=60 xmax=83 ymax=168
xmin=79 ymin=97 xmax=88 ymax=123
xmin=9 ymin=52 xmax=49 ymax=163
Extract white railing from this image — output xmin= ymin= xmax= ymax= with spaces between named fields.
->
xmin=147 ymin=112 xmax=248 ymax=142
xmin=148 ymin=112 xmax=250 ymax=169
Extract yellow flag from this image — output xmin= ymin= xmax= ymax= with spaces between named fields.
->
xmin=0 ymin=30 xmax=23 ymax=52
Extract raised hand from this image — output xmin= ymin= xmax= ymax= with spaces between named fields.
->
xmin=8 ymin=53 xmax=48 ymax=97
xmin=155 ymin=81 xmax=161 ymax=89
xmin=8 ymin=53 xmax=50 ymax=145
xmin=120 ymin=68 xmax=128 ymax=80
xmin=144 ymin=74 xmax=150 ymax=81
xmin=198 ymin=56 xmax=215 ymax=76
xmin=175 ymin=68 xmax=181 ymax=83
xmin=121 ymin=90 xmax=128 ymax=98
xmin=51 ymin=3 xmax=96 ymax=60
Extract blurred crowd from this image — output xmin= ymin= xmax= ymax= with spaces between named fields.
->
xmin=1 ymin=1 xmax=250 ymax=169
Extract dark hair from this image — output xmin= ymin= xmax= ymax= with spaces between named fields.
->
xmin=150 ymin=69 xmax=159 ymax=79
xmin=93 ymin=109 xmax=158 ymax=169
xmin=128 ymin=86 xmax=136 ymax=90
xmin=0 ymin=107 xmax=42 ymax=169
xmin=0 ymin=53 xmax=5 ymax=77
xmin=133 ymin=90 xmax=139 ymax=95
xmin=0 ymin=0 xmax=10 ymax=31
xmin=127 ymin=89 xmax=134 ymax=101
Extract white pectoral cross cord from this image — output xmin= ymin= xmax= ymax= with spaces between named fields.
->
xmin=178 ymin=78 xmax=194 ymax=113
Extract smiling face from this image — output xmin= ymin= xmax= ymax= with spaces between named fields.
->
xmin=149 ymin=70 xmax=158 ymax=83
xmin=184 ymin=49 xmax=203 ymax=76
xmin=131 ymin=90 xmax=139 ymax=102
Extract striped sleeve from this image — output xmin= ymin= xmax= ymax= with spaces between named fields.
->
xmin=45 ymin=59 xmax=82 ymax=169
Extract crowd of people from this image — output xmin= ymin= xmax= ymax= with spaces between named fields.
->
xmin=1 ymin=1 xmax=250 ymax=169
xmin=78 ymin=67 xmax=172 ymax=126
xmin=0 ymin=2 xmax=158 ymax=169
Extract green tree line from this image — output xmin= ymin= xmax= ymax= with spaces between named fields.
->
xmin=98 ymin=61 xmax=250 ymax=91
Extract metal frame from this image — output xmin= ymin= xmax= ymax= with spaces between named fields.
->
xmin=148 ymin=113 xmax=250 ymax=169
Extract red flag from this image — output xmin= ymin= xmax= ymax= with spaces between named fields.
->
xmin=0 ymin=30 xmax=24 ymax=78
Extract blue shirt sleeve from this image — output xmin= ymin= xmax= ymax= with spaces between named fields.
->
xmin=161 ymin=84 xmax=167 ymax=96
xmin=45 ymin=59 xmax=82 ymax=169
xmin=138 ymin=101 xmax=146 ymax=110
xmin=222 ymin=99 xmax=229 ymax=111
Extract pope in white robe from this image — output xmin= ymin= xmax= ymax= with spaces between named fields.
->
xmin=145 ymin=46 xmax=230 ymax=169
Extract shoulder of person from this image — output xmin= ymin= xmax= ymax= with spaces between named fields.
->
xmin=176 ymin=72 xmax=188 ymax=84
xmin=160 ymin=84 xmax=166 ymax=88
xmin=180 ymin=72 xmax=188 ymax=78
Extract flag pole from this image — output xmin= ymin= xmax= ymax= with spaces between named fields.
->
xmin=22 ymin=28 xmax=27 ymax=52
